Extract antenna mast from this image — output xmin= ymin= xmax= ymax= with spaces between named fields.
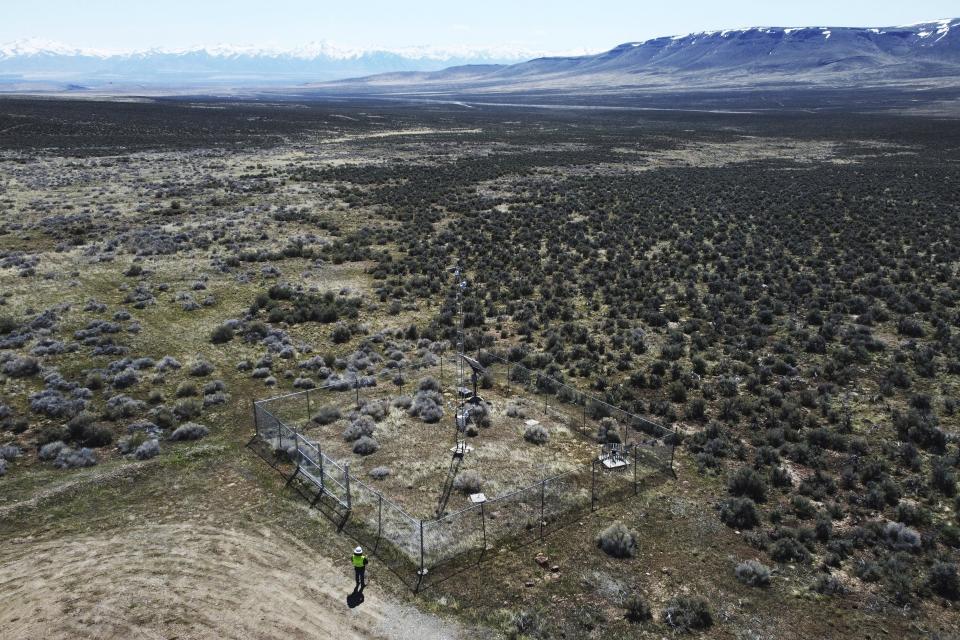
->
xmin=452 ymin=264 xmax=470 ymax=458
xmin=435 ymin=264 xmax=473 ymax=517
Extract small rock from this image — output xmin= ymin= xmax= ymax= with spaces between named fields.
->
xmin=551 ymin=565 xmax=560 ymax=573
xmin=525 ymin=580 xmax=535 ymax=588
xmin=535 ymin=553 xmax=549 ymax=568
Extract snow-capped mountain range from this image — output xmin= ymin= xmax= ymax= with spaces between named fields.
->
xmin=1 ymin=19 xmax=958 ymax=92
xmin=0 ymin=38 xmax=568 ymax=85
xmin=323 ymin=18 xmax=960 ymax=94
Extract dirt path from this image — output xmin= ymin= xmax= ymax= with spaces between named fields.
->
xmin=0 ymin=522 xmax=459 ymax=640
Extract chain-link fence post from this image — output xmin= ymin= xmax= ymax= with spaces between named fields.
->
xmin=318 ymin=442 xmax=325 ymax=491
xmin=252 ymin=400 xmax=259 ymax=438
xmin=305 ymin=389 xmax=312 ymax=423
xmin=591 ymin=459 xmax=597 ymax=511
xmin=634 ymin=445 xmax=639 ymax=495
xmin=670 ymin=428 xmax=677 ymax=475
xmin=418 ymin=520 xmax=426 ymax=579
xmin=539 ymin=479 xmax=545 ymax=540
xmin=374 ymin=494 xmax=383 ymax=553
xmin=292 ymin=426 xmax=301 ymax=475
xmin=344 ymin=463 xmax=352 ymax=511
xmin=480 ymin=501 xmax=487 ymax=554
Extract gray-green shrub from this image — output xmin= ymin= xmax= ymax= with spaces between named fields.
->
xmin=596 ymin=521 xmax=637 ymax=558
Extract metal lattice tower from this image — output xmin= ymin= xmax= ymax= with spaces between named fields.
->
xmin=436 ymin=265 xmax=470 ymax=517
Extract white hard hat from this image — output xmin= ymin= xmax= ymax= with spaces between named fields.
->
xmin=355 ymin=546 xmax=363 ymax=554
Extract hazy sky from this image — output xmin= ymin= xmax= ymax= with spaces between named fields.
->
xmin=3 ymin=0 xmax=958 ymax=52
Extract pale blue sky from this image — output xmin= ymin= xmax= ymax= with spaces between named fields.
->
xmin=3 ymin=0 xmax=958 ymax=52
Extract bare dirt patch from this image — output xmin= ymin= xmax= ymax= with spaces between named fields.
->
xmin=0 ymin=522 xmax=461 ymax=640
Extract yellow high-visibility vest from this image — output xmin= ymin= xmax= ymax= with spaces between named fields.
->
xmin=352 ymin=554 xmax=366 ymax=568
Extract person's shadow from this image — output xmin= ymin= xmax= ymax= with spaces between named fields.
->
xmin=346 ymin=590 xmax=365 ymax=608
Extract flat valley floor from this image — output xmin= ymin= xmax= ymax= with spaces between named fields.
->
xmin=1 ymin=96 xmax=959 ymax=639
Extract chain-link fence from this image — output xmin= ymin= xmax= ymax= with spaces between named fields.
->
xmin=249 ymin=350 xmax=677 ymax=590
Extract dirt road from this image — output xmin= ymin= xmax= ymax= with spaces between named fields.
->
xmin=0 ymin=522 xmax=459 ymax=640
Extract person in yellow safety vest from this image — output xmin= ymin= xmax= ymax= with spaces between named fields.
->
xmin=352 ymin=546 xmax=368 ymax=592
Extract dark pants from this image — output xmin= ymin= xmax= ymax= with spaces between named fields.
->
xmin=355 ymin=567 xmax=366 ymax=590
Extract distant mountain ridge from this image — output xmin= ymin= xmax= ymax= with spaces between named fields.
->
xmin=321 ymin=19 xmax=960 ymax=96
xmin=1 ymin=19 xmax=958 ymax=97
xmin=0 ymin=39 xmax=561 ymax=86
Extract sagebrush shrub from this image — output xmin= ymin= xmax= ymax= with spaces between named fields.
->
xmin=928 ymin=561 xmax=959 ymax=599
xmin=352 ymin=436 xmax=379 ymax=456
xmin=453 ymin=471 xmax=482 ymax=494
xmin=104 ymin=394 xmax=145 ymax=420
xmin=30 ymin=389 xmax=85 ymax=418
xmin=118 ymin=431 xmax=147 ymax=454
xmin=596 ymin=521 xmax=637 ymax=558
xmin=82 ymin=424 xmax=114 ymax=448
xmin=662 ymin=595 xmax=712 ymax=632
xmin=155 ymin=356 xmax=182 ymax=372
xmin=597 ymin=417 xmax=622 ymax=444
xmin=175 ymin=381 xmax=198 ymax=397
xmin=203 ymin=380 xmax=226 ymax=395
xmin=173 ymin=397 xmax=203 ymax=421
xmin=54 ymin=447 xmax=97 ymax=469
xmin=360 ymin=399 xmax=389 ymax=421
xmin=312 ymin=405 xmax=341 ymax=425
xmin=468 ymin=401 xmax=492 ymax=428
xmin=813 ymin=575 xmax=847 ymax=596
xmin=368 ymin=466 xmax=391 ymax=480
xmin=0 ymin=445 xmax=21 ymax=461
xmin=505 ymin=401 xmax=527 ymax=418
xmin=331 ymin=322 xmax=351 ymax=344
xmin=67 ymin=411 xmax=95 ymax=439
xmin=418 ymin=376 xmax=440 ymax=392
xmin=509 ymin=610 xmax=541 ymax=637
xmin=135 ymin=439 xmax=160 ymax=460
xmin=2 ymin=356 xmax=39 ymax=378
xmin=931 ymin=460 xmax=957 ymax=496
xmin=791 ymin=495 xmax=816 ymax=520
xmin=729 ymin=466 xmax=767 ymax=502
xmin=293 ymin=377 xmax=316 ymax=389
xmin=884 ymin=553 xmax=916 ymax=604
xmin=38 ymin=440 xmax=67 ymax=461
xmin=735 ymin=560 xmax=771 ymax=587
xmin=392 ymin=395 xmax=412 ymax=410
xmin=884 ymin=522 xmax=921 ymax=552
xmin=209 ymin=323 xmax=234 ymax=344
xmin=409 ymin=390 xmax=443 ymax=423
xmin=771 ymin=537 xmax=811 ymax=563
xmin=770 ymin=466 xmax=793 ymax=488
xmin=524 ymin=424 xmax=549 ymax=445
xmin=111 ymin=367 xmax=138 ymax=389
xmin=169 ymin=422 xmax=209 ymax=441
xmin=855 ymin=559 xmax=882 ymax=582
xmin=624 ymin=594 xmax=652 ymax=622
xmin=343 ymin=415 xmax=375 ymax=442
xmin=188 ymin=359 xmax=214 ymax=377
xmin=719 ymin=497 xmax=759 ymax=530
